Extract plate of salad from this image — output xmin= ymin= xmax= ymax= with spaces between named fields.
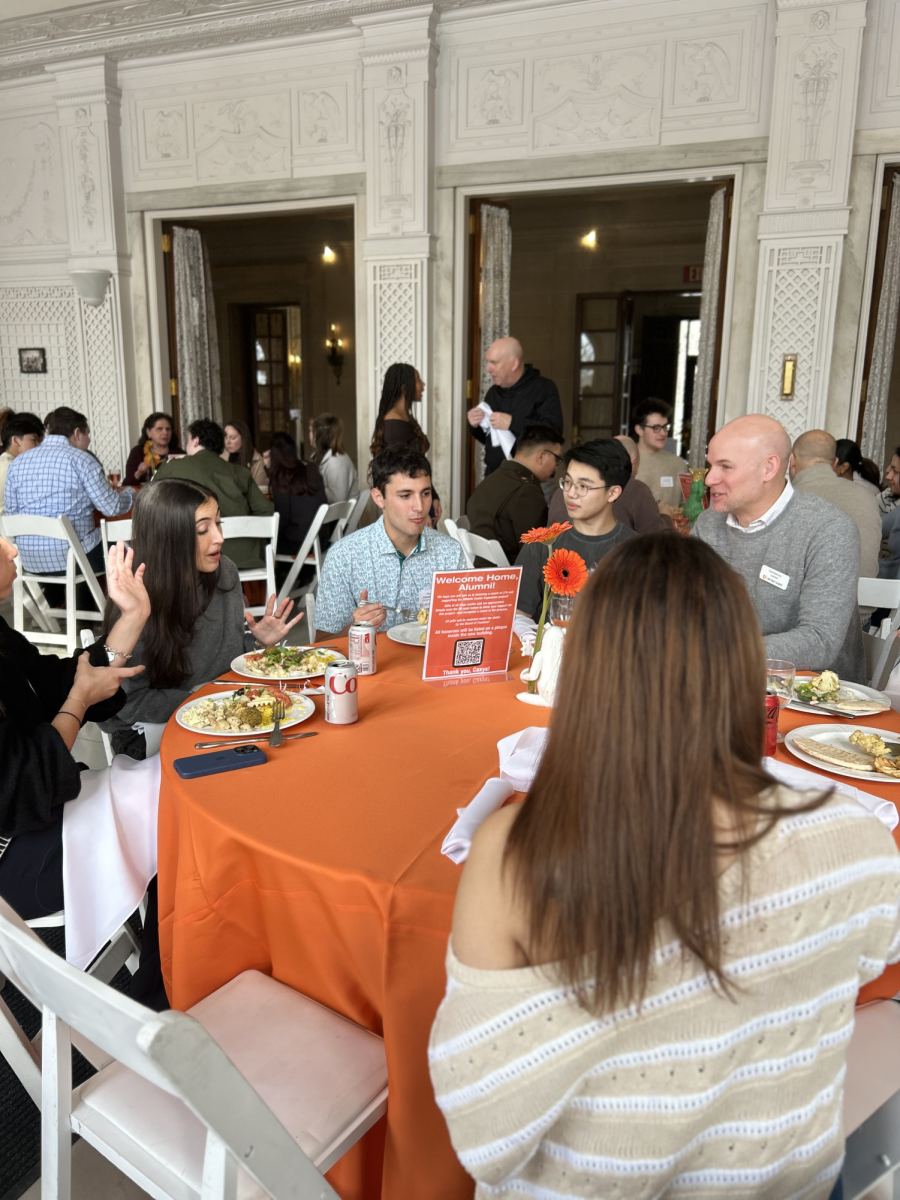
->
xmin=230 ymin=645 xmax=341 ymax=680
xmin=787 ymin=669 xmax=890 ymax=716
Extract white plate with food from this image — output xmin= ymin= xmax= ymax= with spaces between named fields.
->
xmin=786 ymin=670 xmax=890 ymax=716
xmin=386 ymin=609 xmax=429 ymax=647
xmin=785 ymin=723 xmax=900 ymax=781
xmin=230 ymin=645 xmax=341 ymax=680
xmin=176 ymin=686 xmax=315 ymax=736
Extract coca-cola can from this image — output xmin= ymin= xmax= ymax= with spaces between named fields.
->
xmin=764 ymin=693 xmax=779 ymax=757
xmin=325 ymin=659 xmax=358 ymax=725
xmin=348 ymin=622 xmax=377 ymax=675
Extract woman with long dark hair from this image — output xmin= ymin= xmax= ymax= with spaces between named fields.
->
xmin=309 ymin=413 xmax=359 ymax=503
xmin=369 ymin=363 xmax=429 ymax=457
xmin=430 ymin=535 xmax=900 ymax=1200
xmin=835 ymin=437 xmax=881 ymax=496
xmin=123 ymin=412 xmax=182 ymax=485
xmin=98 ymin=476 xmax=301 ymax=757
xmin=265 ymin=431 xmax=328 ymax=558
xmin=222 ymin=419 xmax=268 ymax=490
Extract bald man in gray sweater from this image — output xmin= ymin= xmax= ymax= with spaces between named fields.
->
xmin=692 ymin=415 xmax=865 ymax=684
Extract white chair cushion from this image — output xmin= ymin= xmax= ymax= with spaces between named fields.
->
xmin=75 ymin=970 xmax=387 ymax=1195
xmin=843 ymin=999 xmax=900 ymax=1134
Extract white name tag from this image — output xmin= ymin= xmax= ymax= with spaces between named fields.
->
xmin=418 ymin=587 xmax=432 ymax=609
xmin=660 ymin=476 xmax=674 ymax=488
xmin=760 ymin=564 xmax=790 ymax=590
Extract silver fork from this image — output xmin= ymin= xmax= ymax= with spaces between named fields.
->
xmin=269 ymin=700 xmax=285 ymax=748
xmin=381 ymin=605 xmax=418 ymax=621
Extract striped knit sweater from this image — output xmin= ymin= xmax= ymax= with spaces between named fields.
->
xmin=429 ymin=789 xmax=900 ymax=1199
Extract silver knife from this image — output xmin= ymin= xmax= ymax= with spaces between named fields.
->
xmin=192 ymin=731 xmax=319 ymax=749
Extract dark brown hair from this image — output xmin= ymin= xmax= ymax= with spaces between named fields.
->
xmin=139 ymin=411 xmax=181 ymax=454
xmin=224 ymin=419 xmax=256 ymax=470
xmin=504 ymin=535 xmax=825 ymax=1014
xmin=267 ymin=431 xmax=319 ymax=497
xmin=369 ymin=363 xmax=429 ymax=457
xmin=310 ymin=413 xmax=346 ymax=463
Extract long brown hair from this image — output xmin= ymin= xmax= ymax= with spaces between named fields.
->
xmin=310 ymin=413 xmax=345 ymax=463
xmin=505 ymin=535 xmax=824 ymax=1014
xmin=369 ymin=362 xmax=429 ymax=456
xmin=267 ymin=431 xmax=320 ymax=497
xmin=224 ymin=419 xmax=256 ymax=470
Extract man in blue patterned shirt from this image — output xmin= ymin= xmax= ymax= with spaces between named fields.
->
xmin=5 ymin=406 xmax=135 ymax=578
xmin=315 ymin=444 xmax=467 ymax=638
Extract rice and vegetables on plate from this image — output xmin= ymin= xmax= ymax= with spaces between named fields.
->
xmin=241 ymin=645 xmax=339 ymax=678
xmin=180 ymin=686 xmax=296 ymax=732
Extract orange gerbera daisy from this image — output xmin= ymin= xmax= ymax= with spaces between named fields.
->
xmin=520 ymin=521 xmax=572 ymax=545
xmin=543 ymin=548 xmax=589 ymax=596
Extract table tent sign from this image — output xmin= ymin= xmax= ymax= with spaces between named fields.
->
xmin=422 ymin=567 xmax=522 ymax=683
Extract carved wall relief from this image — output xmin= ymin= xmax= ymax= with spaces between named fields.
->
xmin=193 ymin=91 xmax=289 ymax=181
xmin=69 ymin=109 xmax=105 ymax=244
xmin=466 ymin=64 xmax=523 ymax=128
xmin=786 ymin=41 xmax=841 ymax=197
xmin=0 ymin=116 xmax=67 ymax=248
xmin=674 ymin=36 xmax=741 ymax=106
xmin=860 ymin=0 xmax=900 ymax=119
xmin=378 ymin=90 xmax=414 ymax=221
xmin=299 ymin=87 xmax=347 ymax=146
xmin=142 ymin=103 xmax=188 ymax=162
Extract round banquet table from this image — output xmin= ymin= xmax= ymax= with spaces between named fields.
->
xmin=157 ymin=648 xmax=900 ymax=1200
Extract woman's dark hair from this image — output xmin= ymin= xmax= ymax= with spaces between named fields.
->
xmin=139 ymin=412 xmax=180 ymax=451
xmin=836 ymin=439 xmax=881 ymax=488
xmin=369 ymin=363 xmax=429 ymax=457
xmin=310 ymin=413 xmax=345 ymax=463
xmin=267 ymin=430 xmax=319 ymax=497
xmin=504 ymin=535 xmax=827 ymax=1015
xmin=224 ymin=420 xmax=255 ymax=470
xmin=101 ymin=478 xmax=226 ymax=688
xmin=368 ymin=444 xmax=431 ymax=494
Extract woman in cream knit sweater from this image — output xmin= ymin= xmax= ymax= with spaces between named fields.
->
xmin=429 ymin=535 xmax=900 ymax=1200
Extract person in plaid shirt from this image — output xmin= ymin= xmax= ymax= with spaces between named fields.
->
xmin=5 ymin=406 xmax=134 ymax=580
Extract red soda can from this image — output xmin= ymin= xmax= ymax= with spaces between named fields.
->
xmin=764 ymin=693 xmax=779 ymax=757
xmin=349 ymin=622 xmax=377 ymax=675
xmin=325 ymin=660 xmax=358 ymax=725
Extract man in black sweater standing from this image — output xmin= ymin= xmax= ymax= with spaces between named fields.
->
xmin=467 ymin=337 xmax=563 ymax=476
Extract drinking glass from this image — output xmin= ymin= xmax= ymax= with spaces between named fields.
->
xmin=549 ymin=594 xmax=575 ymax=626
xmin=108 ymin=472 xmax=121 ymax=487
xmin=765 ymin=659 xmax=795 ymax=744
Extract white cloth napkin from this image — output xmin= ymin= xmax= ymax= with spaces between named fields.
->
xmin=763 ymin=756 xmax=898 ymax=833
xmin=478 ymin=400 xmax=516 ymax=461
xmin=498 ymin=726 xmax=549 ymax=791
xmin=62 ymin=754 xmax=161 ymax=970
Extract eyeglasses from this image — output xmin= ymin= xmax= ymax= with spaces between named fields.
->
xmin=559 ymin=477 xmax=609 ymax=498
xmin=545 ymin=449 xmax=562 ymax=465
xmin=643 ymin=423 xmax=671 ymax=434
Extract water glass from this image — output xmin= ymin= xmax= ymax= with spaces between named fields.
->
xmin=549 ymin=594 xmax=575 ymax=626
xmin=765 ymin=659 xmax=795 ymax=743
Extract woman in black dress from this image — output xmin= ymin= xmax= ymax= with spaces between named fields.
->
xmin=369 ymin=363 xmax=429 ymax=457
xmin=267 ymin=432 xmax=328 ymax=570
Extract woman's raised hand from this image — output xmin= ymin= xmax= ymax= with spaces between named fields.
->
xmin=68 ymin=650 xmax=144 ymax=709
xmin=245 ymin=595 xmax=304 ymax=646
xmin=105 ymin=540 xmax=150 ymax=622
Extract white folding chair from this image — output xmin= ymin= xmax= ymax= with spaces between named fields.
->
xmin=313 ymin=499 xmax=355 ymax=572
xmin=0 ymin=897 xmax=388 ymax=1200
xmin=220 ymin=514 xmax=279 ymax=616
xmin=343 ymin=489 xmax=371 ymax=537
xmin=443 ymin=518 xmax=465 ymax=550
xmin=457 ymin=528 xmax=509 ymax=569
xmin=859 ymin=579 xmax=900 ymax=691
xmin=841 ymin=997 xmax=900 ymax=1198
xmin=275 ymin=504 xmax=330 ymax=606
xmin=0 ymin=514 xmax=105 ymax=654
xmin=100 ymin=517 xmax=133 ymax=563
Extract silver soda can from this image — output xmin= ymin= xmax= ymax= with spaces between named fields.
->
xmin=348 ymin=622 xmax=377 ymax=675
xmin=324 ymin=659 xmax=358 ymax=724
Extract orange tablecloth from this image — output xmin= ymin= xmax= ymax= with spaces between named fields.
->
xmin=157 ymin=637 xmax=545 ymax=1200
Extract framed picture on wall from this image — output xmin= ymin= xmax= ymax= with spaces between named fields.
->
xmin=18 ymin=347 xmax=47 ymax=374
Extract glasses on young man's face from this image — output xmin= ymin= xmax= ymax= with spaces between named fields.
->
xmin=644 ymin=423 xmax=671 ymax=434
xmin=559 ymin=477 xmax=609 ymax=499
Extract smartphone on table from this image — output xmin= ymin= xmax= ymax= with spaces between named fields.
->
xmin=174 ymin=745 xmax=267 ymax=779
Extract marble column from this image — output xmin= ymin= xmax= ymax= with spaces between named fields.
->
xmin=747 ymin=0 xmax=867 ymax=441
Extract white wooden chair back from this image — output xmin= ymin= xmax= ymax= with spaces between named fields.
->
xmin=275 ymin=504 xmax=330 ymax=605
xmin=457 ymin=528 xmax=510 ymax=569
xmin=0 ymin=897 xmax=341 ymax=1200
xmin=313 ymin=499 xmax=355 ymax=576
xmin=100 ymin=517 xmax=133 ymax=563
xmin=343 ymin=489 xmax=371 ymax=536
xmin=443 ymin=518 xmax=465 ymax=551
xmin=220 ymin=513 xmax=279 ymax=615
xmin=859 ymin=578 xmax=900 ymax=691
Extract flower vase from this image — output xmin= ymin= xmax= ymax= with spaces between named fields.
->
xmin=683 ymin=477 xmax=706 ymax=525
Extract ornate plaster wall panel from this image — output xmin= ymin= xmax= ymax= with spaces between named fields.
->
xmin=294 ymin=68 xmax=362 ymax=166
xmin=81 ymin=289 xmax=128 ymax=473
xmin=0 ymin=285 xmax=82 ymax=414
xmin=370 ymin=260 xmax=420 ymax=386
xmin=136 ymin=102 xmax=191 ymax=175
xmin=0 ymin=114 xmax=68 ymax=251
xmin=662 ymin=7 xmax=767 ymax=133
xmin=193 ymin=91 xmax=290 ymax=182
xmin=858 ymin=0 xmax=900 ymax=123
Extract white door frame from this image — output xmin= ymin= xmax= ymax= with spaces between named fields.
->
xmin=450 ymin=164 xmax=744 ymax=512
xmin=140 ymin=195 xmax=365 ymax=467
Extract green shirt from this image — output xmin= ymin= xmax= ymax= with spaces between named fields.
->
xmin=465 ymin=458 xmax=549 ymax=563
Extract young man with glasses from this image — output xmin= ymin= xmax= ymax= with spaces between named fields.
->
xmin=632 ymin=398 xmax=687 ymax=509
xmin=514 ymin=439 xmax=634 ymax=622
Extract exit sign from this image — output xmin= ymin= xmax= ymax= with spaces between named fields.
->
xmin=683 ymin=264 xmax=704 ymax=283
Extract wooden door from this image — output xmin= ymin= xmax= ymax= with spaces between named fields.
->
xmin=247 ymin=307 xmax=291 ymax=448
xmin=572 ymin=293 xmax=628 ymax=444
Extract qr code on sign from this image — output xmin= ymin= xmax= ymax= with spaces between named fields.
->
xmin=453 ymin=638 xmax=485 ymax=668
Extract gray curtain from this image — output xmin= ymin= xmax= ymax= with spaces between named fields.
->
xmin=476 ymin=204 xmax=512 ymax=481
xmin=862 ymin=174 xmax=900 ymax=468
xmin=172 ymin=225 xmax=222 ymax=441
xmin=689 ymin=187 xmax=727 ymax=470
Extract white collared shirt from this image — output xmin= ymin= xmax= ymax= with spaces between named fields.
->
xmin=726 ymin=480 xmax=794 ymax=533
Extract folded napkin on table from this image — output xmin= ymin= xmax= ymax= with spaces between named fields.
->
xmin=442 ymin=727 xmax=550 ymax=864
xmin=62 ymin=754 xmax=161 ymax=970
xmin=764 ymin=756 xmax=898 ymax=833
xmin=477 ymin=400 xmax=516 ymax=461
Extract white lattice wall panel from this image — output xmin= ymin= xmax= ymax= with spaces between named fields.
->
xmin=370 ymin=260 xmax=421 ymax=398
xmin=81 ymin=292 xmax=127 ymax=475
xmin=0 ymin=285 xmax=82 ymax=415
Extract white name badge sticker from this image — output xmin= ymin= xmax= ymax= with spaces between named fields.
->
xmin=760 ymin=564 xmax=790 ymax=590
xmin=660 ymin=476 xmax=674 ymax=488
xmin=418 ymin=587 xmax=432 ymax=609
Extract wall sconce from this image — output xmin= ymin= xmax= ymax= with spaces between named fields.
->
xmin=69 ymin=268 xmax=111 ymax=307
xmin=287 ymin=352 xmax=302 ymax=367
xmin=326 ymin=324 xmax=344 ymax=385
xmin=581 ymin=230 xmax=597 ymax=248
xmin=322 ymin=245 xmax=336 ymax=263
xmin=781 ymin=353 xmax=797 ymax=400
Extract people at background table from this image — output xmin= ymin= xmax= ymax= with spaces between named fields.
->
xmin=879 ymin=446 xmax=900 ymax=516
xmin=431 ymin=533 xmax=900 ymax=1200
xmin=631 ymin=397 xmax=688 ymax=510
xmin=123 ymin=412 xmax=182 ymax=485
xmin=427 ymin=487 xmax=442 ymax=529
xmin=370 ymin=362 xmax=430 ymax=457
xmin=315 ymin=444 xmax=466 ymax=639
xmin=0 ymin=412 xmax=43 ymax=516
xmin=515 ymin=438 xmax=634 ymax=625
xmin=153 ymin=419 xmax=274 ymax=570
xmin=309 ymin=412 xmax=359 ymax=503
xmin=693 ymin=414 xmax=865 ymax=682
xmin=468 ymin=424 xmax=562 ymax=563
xmin=834 ymin=437 xmax=881 ymax=498
xmin=548 ymin=433 xmax=673 ymax=535
xmin=5 ymin=406 xmax=135 ymax=583
xmin=267 ymin=430 xmax=327 ymax=566
xmin=222 ymin=420 xmax=268 ymax=491
xmin=0 ymin=408 xmax=11 ymax=445
xmin=466 ymin=337 xmax=563 ymax=477
xmin=790 ymin=429 xmax=881 ymax=581
xmin=97 ymin=478 xmax=301 ymax=760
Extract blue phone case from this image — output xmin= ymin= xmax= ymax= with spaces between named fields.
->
xmin=174 ymin=746 xmax=267 ymax=779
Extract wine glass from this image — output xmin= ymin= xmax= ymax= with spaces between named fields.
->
xmin=549 ymin=594 xmax=575 ymax=626
xmin=766 ymin=659 xmax=795 ymax=744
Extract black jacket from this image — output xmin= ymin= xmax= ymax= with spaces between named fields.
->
xmin=273 ymin=467 xmax=328 ymax=556
xmin=470 ymin=366 xmax=563 ymax=475
xmin=0 ymin=618 xmax=126 ymax=837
